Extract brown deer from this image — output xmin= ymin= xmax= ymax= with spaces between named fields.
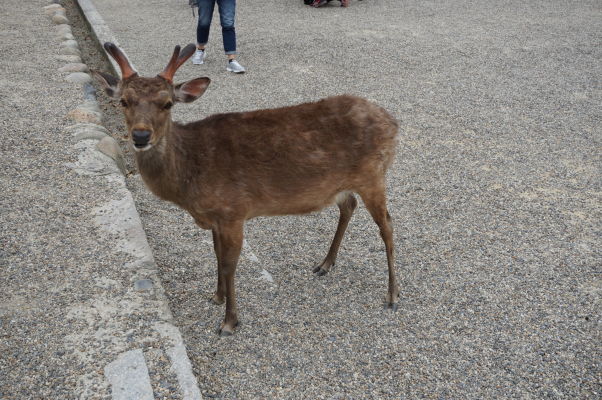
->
xmin=93 ymin=43 xmax=400 ymax=336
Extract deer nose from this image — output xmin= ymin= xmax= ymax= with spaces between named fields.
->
xmin=132 ymin=130 xmax=151 ymax=146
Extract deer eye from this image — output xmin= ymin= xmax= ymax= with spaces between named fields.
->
xmin=163 ymin=101 xmax=173 ymax=110
xmin=120 ymin=99 xmax=128 ymax=107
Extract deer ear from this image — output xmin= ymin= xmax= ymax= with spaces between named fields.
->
xmin=174 ymin=77 xmax=210 ymax=103
xmin=91 ymin=70 xmax=121 ymax=99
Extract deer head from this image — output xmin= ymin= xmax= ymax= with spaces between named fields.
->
xmin=92 ymin=42 xmax=210 ymax=152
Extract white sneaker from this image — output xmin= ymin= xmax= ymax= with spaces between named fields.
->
xmin=226 ymin=59 xmax=246 ymax=73
xmin=191 ymin=49 xmax=206 ymax=65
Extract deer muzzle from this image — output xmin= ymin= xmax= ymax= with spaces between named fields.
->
xmin=132 ymin=129 xmax=152 ymax=149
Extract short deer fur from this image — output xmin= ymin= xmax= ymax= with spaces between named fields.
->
xmin=94 ymin=43 xmax=400 ymax=336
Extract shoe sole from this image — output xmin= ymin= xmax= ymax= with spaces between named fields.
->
xmin=226 ymin=68 xmax=245 ymax=73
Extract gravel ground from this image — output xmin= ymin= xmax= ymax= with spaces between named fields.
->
xmin=0 ymin=2 xmax=105 ymax=396
xmin=1 ymin=1 xmax=195 ymax=398
xmin=81 ymin=0 xmax=602 ymax=398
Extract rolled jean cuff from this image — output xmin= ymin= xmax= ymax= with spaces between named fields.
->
xmin=225 ymin=50 xmax=237 ymax=55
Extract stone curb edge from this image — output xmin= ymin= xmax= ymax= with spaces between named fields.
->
xmin=76 ymin=0 xmax=138 ymax=77
xmin=44 ymin=0 xmax=202 ymax=398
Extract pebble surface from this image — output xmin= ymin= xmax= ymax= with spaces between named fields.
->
xmin=1 ymin=1 xmax=197 ymax=399
xmin=96 ymin=0 xmax=599 ymax=398
xmin=1 ymin=0 xmax=599 ymax=399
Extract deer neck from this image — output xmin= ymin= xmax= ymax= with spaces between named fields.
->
xmin=134 ymin=125 xmax=181 ymax=203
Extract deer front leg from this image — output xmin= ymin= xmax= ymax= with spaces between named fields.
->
xmin=215 ymin=220 xmax=244 ymax=336
xmin=210 ymin=229 xmax=225 ymax=305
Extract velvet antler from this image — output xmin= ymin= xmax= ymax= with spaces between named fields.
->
xmin=103 ymin=42 xmax=137 ymax=79
xmin=158 ymin=44 xmax=197 ymax=82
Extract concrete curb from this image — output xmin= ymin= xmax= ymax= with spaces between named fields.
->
xmin=46 ymin=0 xmax=202 ymax=398
xmin=76 ymin=0 xmax=137 ymax=76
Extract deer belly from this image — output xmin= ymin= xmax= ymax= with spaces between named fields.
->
xmin=252 ymin=188 xmax=345 ymax=217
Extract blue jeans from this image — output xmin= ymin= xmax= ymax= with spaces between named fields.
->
xmin=196 ymin=0 xmax=237 ymax=55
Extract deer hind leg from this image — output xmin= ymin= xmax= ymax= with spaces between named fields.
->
xmin=214 ymin=220 xmax=244 ymax=336
xmin=313 ymin=192 xmax=358 ymax=276
xmin=359 ymin=185 xmax=400 ymax=310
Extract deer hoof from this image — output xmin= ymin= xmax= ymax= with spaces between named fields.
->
xmin=210 ymin=293 xmax=225 ymax=305
xmin=219 ymin=328 xmax=234 ymax=337
xmin=312 ymin=267 xmax=329 ymax=276
xmin=218 ymin=321 xmax=239 ymax=336
xmin=384 ymin=286 xmax=400 ymax=311
xmin=312 ymin=261 xmax=333 ymax=276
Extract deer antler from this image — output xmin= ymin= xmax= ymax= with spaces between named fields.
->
xmin=103 ymin=42 xmax=137 ymax=79
xmin=158 ymin=44 xmax=197 ymax=83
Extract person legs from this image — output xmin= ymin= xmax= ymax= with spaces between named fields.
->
xmin=194 ymin=0 xmax=245 ymax=72
xmin=217 ymin=0 xmax=245 ymax=72
xmin=196 ymin=0 xmax=216 ymax=49
xmin=216 ymin=0 xmax=236 ymax=57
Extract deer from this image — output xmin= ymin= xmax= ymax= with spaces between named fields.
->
xmin=93 ymin=42 xmax=400 ymax=336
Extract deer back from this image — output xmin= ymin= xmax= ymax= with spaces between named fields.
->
xmin=160 ymin=95 xmax=398 ymax=222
